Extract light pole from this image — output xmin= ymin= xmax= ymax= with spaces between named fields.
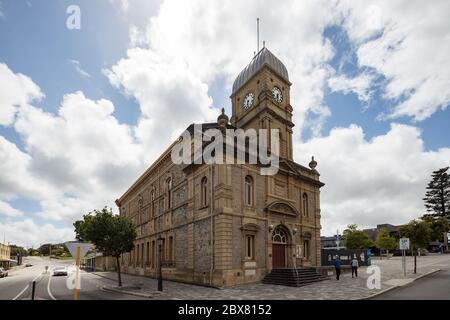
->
xmin=157 ymin=235 xmax=164 ymax=291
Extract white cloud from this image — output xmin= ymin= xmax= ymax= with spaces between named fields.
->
xmin=297 ymin=123 xmax=450 ymax=236
xmin=328 ymin=73 xmax=374 ymax=102
xmin=68 ymin=59 xmax=91 ymax=78
xmin=0 ymin=63 xmax=44 ymax=126
xmin=0 ymin=219 xmax=74 ymax=248
xmin=338 ymin=0 xmax=450 ymax=121
xmin=0 ymin=200 xmax=23 ymax=218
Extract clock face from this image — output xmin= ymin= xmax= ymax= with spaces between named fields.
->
xmin=272 ymin=86 xmax=283 ymax=103
xmin=242 ymin=92 xmax=254 ymax=110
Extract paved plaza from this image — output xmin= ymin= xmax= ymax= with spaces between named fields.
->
xmin=96 ymin=254 xmax=449 ymax=300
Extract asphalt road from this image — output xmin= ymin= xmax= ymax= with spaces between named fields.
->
xmin=373 ymin=257 xmax=450 ymax=300
xmin=0 ymin=256 xmax=146 ymax=300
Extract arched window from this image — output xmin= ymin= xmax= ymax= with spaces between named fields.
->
xmin=272 ymin=227 xmax=288 ymax=244
xmin=150 ymin=190 xmax=156 ymax=217
xmin=245 ymin=176 xmax=253 ymax=206
xmin=302 ymin=193 xmax=308 ymax=217
xmin=167 ymin=178 xmax=173 ymax=209
xmin=201 ymin=177 xmax=208 ymax=207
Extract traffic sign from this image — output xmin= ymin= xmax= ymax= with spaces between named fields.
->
xmin=399 ymin=237 xmax=410 ymax=250
xmin=65 ymin=241 xmax=92 ymax=258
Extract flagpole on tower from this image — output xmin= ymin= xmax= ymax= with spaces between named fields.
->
xmin=257 ymin=18 xmax=260 ymax=53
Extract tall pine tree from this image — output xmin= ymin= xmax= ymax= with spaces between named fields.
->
xmin=423 ymin=167 xmax=450 ymax=218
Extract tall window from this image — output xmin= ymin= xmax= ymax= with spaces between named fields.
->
xmin=167 ymin=178 xmax=173 ymax=209
xmin=245 ymin=235 xmax=255 ymax=260
xmin=141 ymin=243 xmax=144 ymax=267
xmin=146 ymin=242 xmax=150 ymax=267
xmin=151 ymin=241 xmax=156 ymax=268
xmin=169 ymin=236 xmax=174 ymax=261
xmin=303 ymin=240 xmax=309 ymax=259
xmin=302 ymin=193 xmax=308 ymax=217
xmin=135 ymin=245 xmax=139 ymax=266
xmin=201 ymin=177 xmax=208 ymax=207
xmin=245 ymin=176 xmax=253 ymax=206
xmin=150 ymin=190 xmax=156 ymax=217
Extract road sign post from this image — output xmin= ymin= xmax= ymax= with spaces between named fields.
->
xmin=64 ymin=241 xmax=92 ymax=300
xmin=399 ymin=238 xmax=410 ymax=277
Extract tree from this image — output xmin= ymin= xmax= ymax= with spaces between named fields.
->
xmin=422 ymin=215 xmax=450 ymax=242
xmin=73 ymin=207 xmax=136 ymax=287
xmin=423 ymin=167 xmax=450 ymax=218
xmin=343 ymin=224 xmax=373 ymax=249
xmin=375 ymin=228 xmax=397 ymax=259
xmin=400 ymin=220 xmax=432 ymax=273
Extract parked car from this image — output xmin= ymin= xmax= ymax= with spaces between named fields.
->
xmin=25 ymin=263 xmax=32 ymax=267
xmin=53 ymin=266 xmax=68 ymax=276
xmin=0 ymin=268 xmax=8 ymax=278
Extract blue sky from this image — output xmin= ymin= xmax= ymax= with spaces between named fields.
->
xmin=0 ymin=0 xmax=449 ymax=246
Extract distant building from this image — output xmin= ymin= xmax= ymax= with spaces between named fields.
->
xmin=82 ymin=252 xmax=116 ymax=272
xmin=362 ymin=224 xmax=403 ymax=242
xmin=320 ymin=236 xmax=345 ymax=249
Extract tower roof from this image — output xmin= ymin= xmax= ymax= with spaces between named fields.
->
xmin=231 ymin=47 xmax=290 ymax=95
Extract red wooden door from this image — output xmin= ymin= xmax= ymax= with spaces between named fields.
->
xmin=272 ymin=244 xmax=286 ymax=268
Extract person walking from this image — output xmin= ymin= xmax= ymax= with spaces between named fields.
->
xmin=334 ymin=255 xmax=342 ymax=280
xmin=351 ymin=255 xmax=359 ymax=278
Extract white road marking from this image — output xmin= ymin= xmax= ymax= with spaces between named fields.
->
xmin=47 ymin=273 xmax=56 ymax=300
xmin=12 ymin=272 xmax=42 ymax=300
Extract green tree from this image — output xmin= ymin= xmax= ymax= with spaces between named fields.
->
xmin=422 ymin=215 xmax=450 ymax=242
xmin=400 ymin=220 xmax=432 ymax=273
xmin=73 ymin=207 xmax=136 ymax=287
xmin=343 ymin=224 xmax=373 ymax=249
xmin=375 ymin=228 xmax=397 ymax=259
xmin=423 ymin=167 xmax=450 ymax=218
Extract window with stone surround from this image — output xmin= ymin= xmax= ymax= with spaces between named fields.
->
xmin=303 ymin=240 xmax=309 ymax=259
xmin=201 ymin=176 xmax=208 ymax=207
xmin=245 ymin=235 xmax=255 ymax=260
xmin=245 ymin=175 xmax=254 ymax=206
xmin=167 ymin=178 xmax=173 ymax=209
xmin=150 ymin=190 xmax=156 ymax=217
xmin=302 ymin=193 xmax=308 ymax=217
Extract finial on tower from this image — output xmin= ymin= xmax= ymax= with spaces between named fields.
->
xmin=309 ymin=156 xmax=318 ymax=171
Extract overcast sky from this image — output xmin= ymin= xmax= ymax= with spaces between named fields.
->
xmin=0 ymin=0 xmax=449 ymax=247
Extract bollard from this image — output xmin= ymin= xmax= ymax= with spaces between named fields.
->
xmin=31 ymin=281 xmax=36 ymax=300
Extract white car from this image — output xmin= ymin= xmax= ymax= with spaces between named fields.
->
xmin=53 ymin=266 xmax=68 ymax=276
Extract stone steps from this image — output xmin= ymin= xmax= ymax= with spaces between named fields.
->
xmin=262 ymin=268 xmax=329 ymax=287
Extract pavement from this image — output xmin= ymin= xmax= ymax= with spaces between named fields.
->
xmin=97 ymin=254 xmax=450 ymax=300
xmin=371 ymin=266 xmax=450 ymax=300
xmin=1 ymin=254 xmax=449 ymax=300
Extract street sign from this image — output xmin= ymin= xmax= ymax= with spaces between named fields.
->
xmin=65 ymin=241 xmax=92 ymax=258
xmin=399 ymin=238 xmax=410 ymax=250
xmin=64 ymin=241 xmax=93 ymax=300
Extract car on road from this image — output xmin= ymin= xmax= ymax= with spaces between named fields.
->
xmin=53 ymin=266 xmax=68 ymax=276
xmin=0 ymin=268 xmax=8 ymax=278
xmin=25 ymin=263 xmax=32 ymax=267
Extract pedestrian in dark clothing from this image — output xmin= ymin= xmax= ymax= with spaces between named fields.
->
xmin=351 ymin=255 xmax=359 ymax=278
xmin=334 ymin=255 xmax=342 ymax=280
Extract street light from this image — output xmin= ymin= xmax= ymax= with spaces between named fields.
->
xmin=157 ymin=235 xmax=164 ymax=291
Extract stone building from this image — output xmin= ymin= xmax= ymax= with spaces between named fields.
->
xmin=0 ymin=243 xmax=11 ymax=270
xmin=115 ymin=47 xmax=325 ymax=287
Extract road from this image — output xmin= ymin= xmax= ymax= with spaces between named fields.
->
xmin=0 ymin=256 xmax=147 ymax=300
xmin=373 ymin=256 xmax=450 ymax=300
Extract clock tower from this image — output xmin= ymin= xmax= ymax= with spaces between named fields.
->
xmin=230 ymin=47 xmax=294 ymax=160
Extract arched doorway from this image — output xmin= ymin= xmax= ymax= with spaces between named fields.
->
xmin=272 ymin=226 xmax=288 ymax=268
